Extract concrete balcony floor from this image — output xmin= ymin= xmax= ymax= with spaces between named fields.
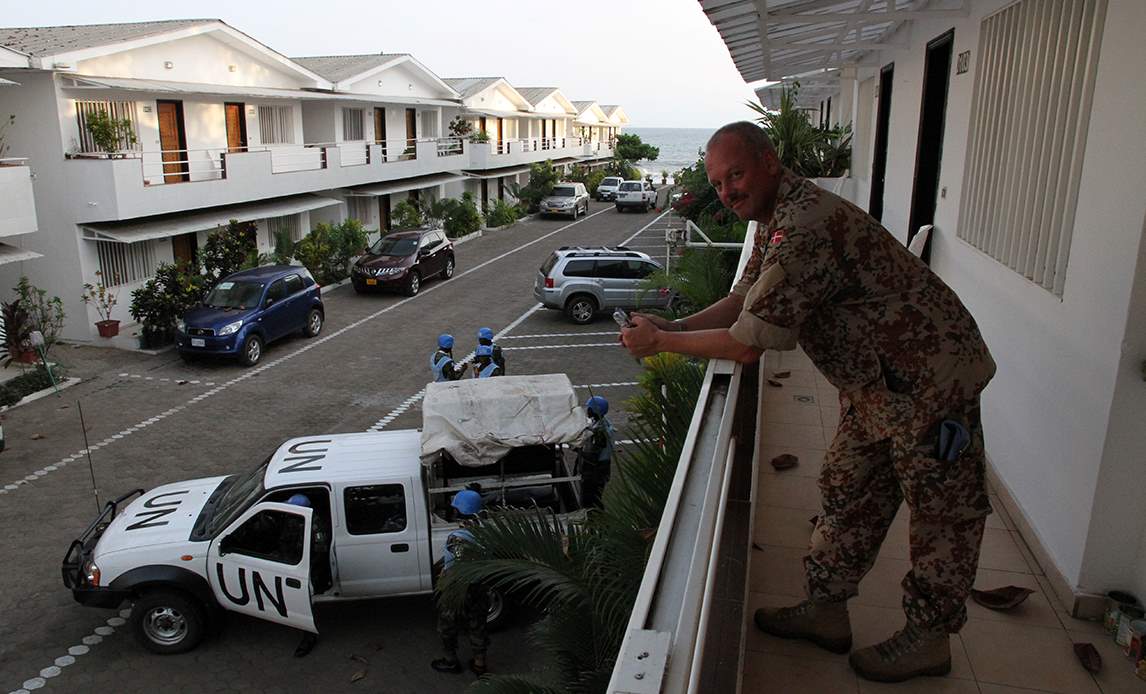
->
xmin=745 ymin=349 xmax=1141 ymax=694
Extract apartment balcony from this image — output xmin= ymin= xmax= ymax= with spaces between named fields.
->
xmin=466 ymin=137 xmax=586 ymax=171
xmin=608 ymin=221 xmax=1141 ymax=694
xmin=0 ymin=160 xmax=38 ymax=237
xmin=64 ymin=138 xmax=468 ymax=224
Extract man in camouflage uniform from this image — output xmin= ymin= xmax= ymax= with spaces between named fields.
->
xmin=620 ymin=122 xmax=995 ymax=683
xmin=431 ymin=490 xmax=490 ymax=676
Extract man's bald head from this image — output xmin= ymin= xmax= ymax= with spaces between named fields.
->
xmin=706 ymin=121 xmax=777 ymax=160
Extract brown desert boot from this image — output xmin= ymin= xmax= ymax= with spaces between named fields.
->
xmin=849 ymin=624 xmax=952 ymax=682
xmin=753 ymin=600 xmax=853 ymax=654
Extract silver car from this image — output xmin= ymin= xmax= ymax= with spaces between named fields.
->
xmin=540 ymin=182 xmax=590 ymax=219
xmin=534 ymin=246 xmax=675 ymax=324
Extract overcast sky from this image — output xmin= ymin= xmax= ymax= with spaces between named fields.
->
xmin=3 ymin=0 xmax=761 ymax=129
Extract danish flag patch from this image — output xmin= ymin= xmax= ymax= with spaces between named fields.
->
xmin=769 ymin=228 xmax=785 ymax=245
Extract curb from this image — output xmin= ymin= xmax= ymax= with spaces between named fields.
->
xmin=451 ymin=229 xmax=484 ymax=246
xmin=320 ymin=278 xmax=352 ymax=295
xmin=0 ymin=377 xmax=82 ymax=413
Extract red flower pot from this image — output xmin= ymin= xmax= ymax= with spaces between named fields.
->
xmin=95 ymin=319 xmax=120 ymax=338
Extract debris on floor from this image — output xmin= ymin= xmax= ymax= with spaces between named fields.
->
xmin=773 ymin=371 xmax=791 ymax=379
xmin=1073 ymin=642 xmax=1102 ymax=674
xmin=970 ymin=585 xmax=1035 ymax=610
xmin=767 ymin=379 xmax=783 ymax=388
xmin=770 ymin=453 xmax=798 ymax=470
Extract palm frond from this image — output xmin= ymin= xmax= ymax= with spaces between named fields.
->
xmin=467 ymin=673 xmax=565 ymax=694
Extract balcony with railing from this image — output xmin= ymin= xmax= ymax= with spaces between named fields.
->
xmin=0 ymin=158 xmax=38 ymax=238
xmin=64 ymin=137 xmax=467 ymax=224
xmin=467 ymin=136 xmax=585 ymax=170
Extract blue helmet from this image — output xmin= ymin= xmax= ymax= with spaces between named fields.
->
xmin=451 ymin=489 xmax=482 ymax=516
xmin=476 ymin=344 xmax=493 ymax=358
xmin=438 ymin=334 xmax=454 ymax=350
xmin=286 ymin=493 xmax=311 ymax=508
xmin=477 ymin=327 xmax=494 ymax=341
xmin=586 ymin=396 xmax=609 ymax=417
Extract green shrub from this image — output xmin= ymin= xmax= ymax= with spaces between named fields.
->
xmin=568 ymin=164 xmax=607 ymax=197
xmin=443 ymin=193 xmax=483 ymax=237
xmin=747 ymin=83 xmax=853 ymax=178
xmin=129 ymin=262 xmax=205 ymax=342
xmin=392 ymin=200 xmax=424 ymax=231
xmin=294 ymin=219 xmax=368 ymax=285
xmin=0 ymin=365 xmax=63 ymax=406
xmin=511 ymin=160 xmax=559 ymax=213
xmin=485 ymin=199 xmax=521 ymax=228
xmin=15 ymin=276 xmax=65 ymax=356
xmin=201 ymin=220 xmax=257 ymax=283
xmin=84 ymin=108 xmax=137 ymax=155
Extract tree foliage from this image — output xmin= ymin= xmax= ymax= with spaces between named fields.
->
xmin=392 ymin=200 xmax=425 ymax=231
xmin=746 ymin=82 xmax=853 ymax=178
xmin=513 ymin=160 xmax=560 ymax=213
xmin=84 ymin=108 xmax=137 ymax=155
xmin=613 ymin=133 xmax=659 ymax=163
xmin=294 ymin=219 xmax=368 ymax=284
xmin=16 ymin=276 xmax=65 ymax=354
xmin=201 ymin=220 xmax=257 ymax=284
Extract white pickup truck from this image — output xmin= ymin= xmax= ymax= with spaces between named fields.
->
xmin=62 ymin=375 xmax=588 ymax=654
xmin=614 ymin=179 xmax=656 ymax=212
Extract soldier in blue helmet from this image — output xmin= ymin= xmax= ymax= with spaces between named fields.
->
xmin=577 ymin=396 xmax=616 ymax=508
xmin=472 ymin=344 xmax=502 ymax=378
xmin=432 ymin=488 xmax=491 ymax=676
xmin=476 ymin=327 xmax=505 ymax=374
xmin=431 ymin=333 xmax=468 ymax=382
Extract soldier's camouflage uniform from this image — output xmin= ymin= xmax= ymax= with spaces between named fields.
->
xmin=730 ymin=170 xmax=996 ymax=633
xmin=436 ymin=530 xmax=489 ymax=658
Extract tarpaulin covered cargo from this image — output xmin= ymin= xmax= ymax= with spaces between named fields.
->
xmin=421 ymin=374 xmax=586 ymax=468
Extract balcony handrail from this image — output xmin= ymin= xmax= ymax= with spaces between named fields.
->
xmin=0 ymin=157 xmax=30 ymax=166
xmin=608 ymin=220 xmax=759 ymax=693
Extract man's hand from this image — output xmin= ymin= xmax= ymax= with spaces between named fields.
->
xmin=630 ymin=312 xmax=678 ymax=332
xmin=620 ymin=315 xmax=663 ymax=358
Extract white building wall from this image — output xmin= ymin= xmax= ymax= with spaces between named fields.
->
xmin=341 ymin=61 xmax=449 ymax=99
xmin=74 ymin=33 xmax=312 ymax=89
xmin=301 ymin=101 xmax=335 ymax=144
xmin=860 ymin=0 xmax=1146 ymax=595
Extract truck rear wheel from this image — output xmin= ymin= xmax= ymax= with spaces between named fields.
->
xmin=130 ymin=589 xmax=207 ymax=654
xmin=486 ymin=588 xmax=508 ymax=630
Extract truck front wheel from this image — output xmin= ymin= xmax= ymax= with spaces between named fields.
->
xmin=486 ymin=587 xmax=509 ymax=630
xmin=130 ymin=589 xmax=207 ymax=654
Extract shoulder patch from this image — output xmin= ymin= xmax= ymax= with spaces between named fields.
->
xmin=769 ymin=228 xmax=785 ymax=245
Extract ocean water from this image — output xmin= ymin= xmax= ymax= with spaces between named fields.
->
xmin=625 ymin=127 xmax=714 ymax=181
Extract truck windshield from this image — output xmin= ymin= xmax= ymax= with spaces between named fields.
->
xmin=550 ymin=186 xmax=576 ymax=197
xmin=601 ymin=178 xmax=621 ymax=186
xmin=619 ymin=182 xmax=642 ymax=191
xmin=196 ymin=456 xmax=270 ymax=538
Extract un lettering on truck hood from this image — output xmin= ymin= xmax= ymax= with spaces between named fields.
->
xmin=95 ymin=476 xmax=228 ymax=556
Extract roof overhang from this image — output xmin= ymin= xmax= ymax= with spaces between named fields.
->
xmin=0 ymin=77 xmax=20 ymax=86
xmin=0 ymin=46 xmax=30 ymax=69
xmin=755 ymin=69 xmax=841 ymax=109
xmin=0 ymin=243 xmax=42 ymax=265
xmin=700 ymin=0 xmax=966 ymax=84
xmin=464 ymin=107 xmax=559 ymax=120
xmin=59 ymin=74 xmax=459 ymax=106
xmin=342 ymin=172 xmax=467 ymax=197
xmin=462 ymin=165 xmax=531 ymax=180
xmin=31 ymin=21 xmax=331 ymax=88
xmin=602 ymin=106 xmax=630 ymax=125
xmin=574 ymin=102 xmax=611 ymax=124
xmin=80 ymin=194 xmax=339 ymax=243
xmin=463 ymin=78 xmax=533 ymax=111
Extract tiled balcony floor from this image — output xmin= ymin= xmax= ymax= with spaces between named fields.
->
xmin=745 ymin=350 xmax=1143 ymax=693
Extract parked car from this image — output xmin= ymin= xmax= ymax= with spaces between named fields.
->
xmin=534 ymin=246 xmax=674 ymax=324
xmin=594 ymin=176 xmax=623 ymax=202
xmin=615 ymin=180 xmax=656 ymax=212
xmin=176 ymin=265 xmax=323 ymax=367
xmin=540 ymin=182 xmax=590 ymax=219
xmin=61 ymin=375 xmax=588 ymax=654
xmin=351 ymin=227 xmax=454 ymax=297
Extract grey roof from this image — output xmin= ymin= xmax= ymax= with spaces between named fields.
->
xmin=570 ymin=100 xmax=598 ymax=113
xmin=600 ymin=104 xmax=621 ymax=113
xmin=291 ymin=53 xmax=407 ymax=83
xmin=516 ymin=87 xmax=558 ymax=105
xmin=0 ymin=19 xmax=216 ymax=58
xmin=443 ymin=77 xmax=502 ymax=99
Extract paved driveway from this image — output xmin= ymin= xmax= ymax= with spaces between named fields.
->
xmin=1 ymin=202 xmax=679 ymax=693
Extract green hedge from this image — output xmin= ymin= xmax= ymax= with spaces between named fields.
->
xmin=0 ymin=365 xmax=63 ymax=407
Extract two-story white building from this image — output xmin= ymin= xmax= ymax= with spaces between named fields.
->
xmin=0 ymin=20 xmax=629 ymax=341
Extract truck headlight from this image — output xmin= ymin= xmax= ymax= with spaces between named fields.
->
xmin=218 ymin=319 xmax=243 ymax=336
xmin=83 ymin=559 xmax=101 ymax=587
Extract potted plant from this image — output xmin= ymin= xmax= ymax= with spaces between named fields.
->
xmin=85 ymin=108 xmax=137 ymax=158
xmin=81 ymin=271 xmax=120 ymax=337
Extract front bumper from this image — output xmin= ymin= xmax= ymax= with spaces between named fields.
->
xmin=177 ymin=331 xmax=240 ymax=355
xmin=597 ymin=190 xmax=617 ymax=201
xmin=541 ymin=205 xmax=576 ymax=216
xmin=352 ymin=269 xmax=408 ymax=290
xmin=71 ymin=585 xmax=131 ymax=609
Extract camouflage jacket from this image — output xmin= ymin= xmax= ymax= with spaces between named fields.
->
xmin=729 ymin=170 xmax=995 ymax=433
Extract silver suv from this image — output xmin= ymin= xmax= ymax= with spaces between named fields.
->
xmin=534 ymin=246 xmax=673 ymax=324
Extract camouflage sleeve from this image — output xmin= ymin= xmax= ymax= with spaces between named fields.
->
xmin=729 ymin=222 xmax=769 ymax=297
xmin=728 ymin=229 xmax=837 ymax=351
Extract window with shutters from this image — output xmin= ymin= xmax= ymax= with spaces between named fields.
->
xmin=957 ymin=0 xmax=1106 ymax=297
xmin=75 ymin=100 xmax=140 ymax=153
xmin=342 ymin=108 xmax=364 ymax=141
xmin=94 ymin=239 xmax=157 ymax=287
xmin=257 ymin=105 xmax=296 ymax=144
xmin=267 ymin=214 xmax=302 ymax=243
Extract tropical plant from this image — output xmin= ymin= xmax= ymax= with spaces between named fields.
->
xmin=392 ymin=200 xmax=425 ymax=231
xmin=129 ymin=262 xmax=205 ymax=344
xmin=470 ymin=130 xmax=491 ymax=144
xmin=746 ymin=82 xmax=853 ymax=178
xmin=201 ymin=220 xmax=257 ymax=283
xmin=437 ymin=353 xmax=706 ymax=692
xmin=81 ymin=271 xmax=118 ymax=322
xmin=84 ymin=108 xmax=137 ymax=156
xmin=660 ymin=170 xmax=668 ymax=185
xmin=567 ymin=165 xmax=607 ymax=197
xmin=614 ymin=133 xmax=659 ymax=163
xmin=449 ymin=116 xmax=474 ymax=139
xmin=271 ymin=227 xmax=296 ymax=265
xmin=16 ymin=276 xmax=65 ymax=354
xmin=293 ymin=219 xmax=368 ymax=285
xmin=513 ymin=160 xmax=560 ymax=213
xmin=485 ymin=199 xmax=522 ymax=228
xmin=441 ymin=193 xmax=483 ymax=238
xmin=640 ymin=247 xmax=742 ymax=318
xmin=602 ymin=157 xmax=642 ymax=181
xmin=1 ymin=299 xmax=32 ymax=366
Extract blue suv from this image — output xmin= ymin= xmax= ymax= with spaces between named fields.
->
xmin=176 ymin=266 xmax=324 ymax=366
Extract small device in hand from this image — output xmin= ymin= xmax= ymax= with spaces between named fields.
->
xmin=613 ymin=308 xmax=633 ymax=328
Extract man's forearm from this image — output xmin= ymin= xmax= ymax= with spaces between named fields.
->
xmin=654 ymin=327 xmax=762 ymax=364
xmin=674 ymin=294 xmax=744 ymax=332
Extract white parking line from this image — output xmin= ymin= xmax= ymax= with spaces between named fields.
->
xmin=501 ymin=331 xmax=617 ymax=339
xmin=116 ymin=373 xmax=216 ymax=387
xmin=573 ymin=382 xmax=640 ymax=389
xmin=0 ymin=209 xmax=610 ymax=499
xmin=501 ymin=342 xmax=619 ymax=350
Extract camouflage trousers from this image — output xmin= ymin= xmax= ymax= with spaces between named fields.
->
xmin=805 ymin=401 xmax=991 ymax=633
xmin=437 ymin=584 xmax=490 ymax=658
